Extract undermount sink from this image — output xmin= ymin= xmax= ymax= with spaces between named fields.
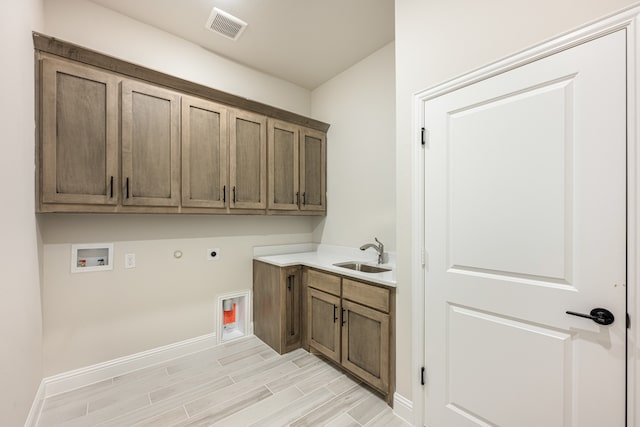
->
xmin=333 ymin=261 xmax=391 ymax=273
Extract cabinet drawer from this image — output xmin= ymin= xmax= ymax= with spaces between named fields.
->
xmin=307 ymin=269 xmax=341 ymax=296
xmin=343 ymin=279 xmax=389 ymax=313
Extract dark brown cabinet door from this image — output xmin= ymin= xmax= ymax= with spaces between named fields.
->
xmin=121 ymin=80 xmax=180 ymax=207
xmin=307 ymin=288 xmax=341 ymax=363
xmin=300 ymin=127 xmax=326 ymax=211
xmin=268 ymin=119 xmax=299 ymax=210
xmin=341 ymin=299 xmax=390 ymax=393
xmin=284 ymin=266 xmax=302 ymax=351
xmin=181 ymin=96 xmax=228 ymax=208
xmin=41 ymin=57 xmax=118 ymax=205
xmin=230 ymin=109 xmax=267 ymax=209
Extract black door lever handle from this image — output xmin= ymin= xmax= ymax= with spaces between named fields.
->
xmin=566 ymin=308 xmax=615 ymax=325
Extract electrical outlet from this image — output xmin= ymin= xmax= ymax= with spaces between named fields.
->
xmin=125 ymin=253 xmax=136 ymax=269
xmin=207 ymin=248 xmax=220 ymax=260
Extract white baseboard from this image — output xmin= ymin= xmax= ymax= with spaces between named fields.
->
xmin=24 ymin=380 xmax=45 ymax=427
xmin=393 ymin=392 xmax=414 ymax=425
xmin=42 ymin=332 xmax=219 ymax=398
xmin=26 ymin=332 xmax=234 ymax=426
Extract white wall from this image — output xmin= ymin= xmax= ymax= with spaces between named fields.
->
xmin=395 ymin=0 xmax=640 ymax=415
xmin=40 ymin=215 xmax=316 ymax=374
xmin=40 ymin=0 xmax=320 ymax=375
xmin=43 ymin=0 xmax=311 ymax=115
xmin=0 ymin=0 xmax=44 ymax=424
xmin=311 ymin=43 xmax=396 ymax=250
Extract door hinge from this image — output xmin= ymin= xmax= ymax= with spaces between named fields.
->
xmin=421 ymin=366 xmax=425 ymax=386
xmin=627 ymin=313 xmax=631 ymax=329
xmin=421 ymin=127 xmax=426 ymax=146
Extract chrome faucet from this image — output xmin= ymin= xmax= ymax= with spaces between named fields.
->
xmin=360 ymin=237 xmax=387 ymax=264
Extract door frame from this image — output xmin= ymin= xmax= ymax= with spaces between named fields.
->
xmin=410 ymin=6 xmax=640 ymax=427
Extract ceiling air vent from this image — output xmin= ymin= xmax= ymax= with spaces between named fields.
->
xmin=205 ymin=7 xmax=248 ymax=41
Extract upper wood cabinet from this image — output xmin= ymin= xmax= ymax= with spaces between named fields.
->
xmin=268 ymin=120 xmax=326 ymax=212
xmin=181 ymin=96 xmax=228 ymax=208
xmin=230 ymin=110 xmax=267 ymax=210
xmin=268 ymin=120 xmax=300 ymax=210
xmin=300 ymin=128 xmax=327 ymax=211
xmin=40 ymin=57 xmax=119 ymax=205
xmin=121 ymin=80 xmax=181 ymax=207
xmin=185 ymin=104 xmax=269 ymax=211
xmin=35 ymin=35 xmax=329 ymax=215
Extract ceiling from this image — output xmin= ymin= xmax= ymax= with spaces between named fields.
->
xmin=89 ymin=0 xmax=395 ymax=90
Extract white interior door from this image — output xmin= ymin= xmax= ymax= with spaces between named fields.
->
xmin=423 ymin=29 xmax=627 ymax=427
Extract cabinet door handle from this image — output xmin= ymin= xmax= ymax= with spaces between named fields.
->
xmin=302 ymin=192 xmax=306 ymax=205
xmin=233 ymin=186 xmax=236 ymax=203
xmin=296 ymin=191 xmax=299 ymax=206
xmin=110 ymin=176 xmax=114 ymax=198
xmin=126 ymin=177 xmax=130 ymax=199
xmin=223 ymin=185 xmax=226 ymax=203
xmin=333 ymin=304 xmax=338 ymax=323
xmin=341 ymin=308 xmax=346 ymax=326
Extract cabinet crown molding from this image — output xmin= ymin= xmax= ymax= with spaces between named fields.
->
xmin=32 ymin=32 xmax=330 ymax=133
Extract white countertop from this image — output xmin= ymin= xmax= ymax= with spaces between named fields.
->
xmin=254 ymin=244 xmax=396 ymax=288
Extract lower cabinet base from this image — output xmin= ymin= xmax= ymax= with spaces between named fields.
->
xmin=253 ymin=261 xmax=302 ymax=354
xmin=254 ymin=263 xmax=396 ymax=406
xmin=305 ymin=267 xmax=396 ymax=408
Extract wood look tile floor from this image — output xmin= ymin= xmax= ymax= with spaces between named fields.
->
xmin=35 ymin=336 xmax=411 ymax=427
